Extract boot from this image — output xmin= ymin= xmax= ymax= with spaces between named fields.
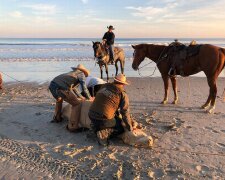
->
xmin=51 ymin=100 xmax=63 ymax=123
xmin=96 ymin=128 xmax=114 ymax=146
xmin=67 ymin=103 xmax=82 ymax=131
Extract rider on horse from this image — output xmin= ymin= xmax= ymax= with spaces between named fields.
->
xmin=102 ymin=25 xmax=115 ymax=65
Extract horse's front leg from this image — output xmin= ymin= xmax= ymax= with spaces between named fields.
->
xmin=161 ymin=75 xmax=169 ymax=104
xmin=170 ymin=76 xmax=178 ymax=104
xmin=105 ymin=64 xmax=109 ymax=82
xmin=99 ymin=65 xmax=103 ymax=79
xmin=205 ymin=77 xmax=217 ymax=114
xmin=115 ymin=61 xmax=118 ymax=76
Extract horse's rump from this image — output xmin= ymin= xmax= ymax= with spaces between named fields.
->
xmin=114 ymin=47 xmax=123 ymax=54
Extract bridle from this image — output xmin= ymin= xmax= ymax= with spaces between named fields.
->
xmin=133 ymin=45 xmax=169 ymax=77
xmin=93 ymin=42 xmax=107 ymax=64
xmin=133 ymin=46 xmax=169 ymax=70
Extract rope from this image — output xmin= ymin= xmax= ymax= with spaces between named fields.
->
xmin=137 ymin=46 xmax=168 ymax=78
xmin=0 ymin=71 xmax=24 ymax=83
xmin=138 ymin=66 xmax=157 ymax=77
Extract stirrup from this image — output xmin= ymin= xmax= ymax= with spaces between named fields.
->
xmin=110 ymin=59 xmax=114 ymax=65
xmin=168 ymin=68 xmax=176 ymax=76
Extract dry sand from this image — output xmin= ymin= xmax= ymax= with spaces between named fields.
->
xmin=0 ymin=77 xmax=225 ymax=179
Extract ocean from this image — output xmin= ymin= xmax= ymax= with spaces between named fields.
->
xmin=0 ymin=38 xmax=224 ymax=83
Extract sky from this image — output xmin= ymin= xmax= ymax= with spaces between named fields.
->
xmin=0 ymin=0 xmax=225 ymax=38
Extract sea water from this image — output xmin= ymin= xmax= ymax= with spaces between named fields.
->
xmin=0 ymin=38 xmax=224 ymax=82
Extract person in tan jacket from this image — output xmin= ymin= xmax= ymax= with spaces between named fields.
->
xmin=88 ymin=73 xmax=133 ymax=146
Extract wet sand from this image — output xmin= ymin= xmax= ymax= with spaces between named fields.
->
xmin=0 ymin=77 xmax=225 ymax=179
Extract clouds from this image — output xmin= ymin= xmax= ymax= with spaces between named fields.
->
xmin=1 ymin=0 xmax=225 ymax=38
xmin=81 ymin=0 xmax=88 ymax=4
xmin=22 ymin=4 xmax=57 ymax=15
xmin=126 ymin=0 xmax=225 ymax=24
xmin=9 ymin=11 xmax=23 ymax=18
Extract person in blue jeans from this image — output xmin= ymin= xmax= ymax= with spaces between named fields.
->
xmin=49 ymin=64 xmax=93 ymax=127
xmin=102 ymin=25 xmax=115 ymax=64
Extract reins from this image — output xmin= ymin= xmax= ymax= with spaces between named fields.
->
xmin=137 ymin=46 xmax=168 ymax=77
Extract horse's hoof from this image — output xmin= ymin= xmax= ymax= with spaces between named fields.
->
xmin=201 ymin=104 xmax=210 ymax=109
xmin=207 ymin=106 xmax=215 ymax=114
xmin=161 ymin=100 xmax=168 ymax=105
xmin=172 ymin=100 xmax=178 ymax=104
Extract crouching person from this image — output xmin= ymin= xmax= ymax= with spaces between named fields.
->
xmin=88 ymin=73 xmax=133 ymax=146
xmin=49 ymin=64 xmax=92 ymax=132
xmin=86 ymin=76 xmax=106 ymax=97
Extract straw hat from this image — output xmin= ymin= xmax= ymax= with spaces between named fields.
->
xmin=114 ymin=73 xmax=129 ymax=85
xmin=71 ymin=64 xmax=90 ymax=77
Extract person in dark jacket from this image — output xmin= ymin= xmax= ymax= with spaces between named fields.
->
xmin=49 ymin=64 xmax=92 ymax=125
xmin=102 ymin=25 xmax=115 ymax=64
xmin=88 ymin=73 xmax=133 ymax=146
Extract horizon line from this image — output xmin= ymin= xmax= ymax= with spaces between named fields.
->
xmin=1 ymin=37 xmax=225 ymax=39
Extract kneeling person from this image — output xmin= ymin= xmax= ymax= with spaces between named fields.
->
xmin=88 ymin=73 xmax=133 ymax=146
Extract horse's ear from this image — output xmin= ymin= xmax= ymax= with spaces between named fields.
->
xmin=132 ymin=45 xmax=136 ymax=49
xmin=92 ymin=41 xmax=94 ymax=45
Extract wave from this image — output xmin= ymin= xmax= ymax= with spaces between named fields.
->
xmin=0 ymin=43 xmax=91 ymax=46
xmin=0 ymin=57 xmax=134 ymax=62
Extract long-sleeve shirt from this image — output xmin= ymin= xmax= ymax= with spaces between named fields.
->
xmin=119 ymin=91 xmax=133 ymax=131
xmin=102 ymin=31 xmax=115 ymax=45
xmin=52 ymin=69 xmax=91 ymax=100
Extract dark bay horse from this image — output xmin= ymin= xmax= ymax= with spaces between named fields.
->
xmin=132 ymin=44 xmax=225 ymax=113
xmin=92 ymin=41 xmax=125 ymax=81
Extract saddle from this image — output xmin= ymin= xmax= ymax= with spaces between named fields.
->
xmin=167 ymin=41 xmax=202 ymax=76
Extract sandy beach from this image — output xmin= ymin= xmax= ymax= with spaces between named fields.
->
xmin=0 ymin=77 xmax=225 ymax=179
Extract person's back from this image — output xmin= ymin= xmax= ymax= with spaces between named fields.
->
xmin=52 ymin=70 xmax=81 ymax=90
xmin=89 ymin=83 xmax=123 ymax=120
xmin=88 ymin=74 xmax=133 ymax=146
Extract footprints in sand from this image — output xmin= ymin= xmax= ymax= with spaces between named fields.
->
xmin=217 ymin=143 xmax=225 ymax=148
xmin=204 ymin=127 xmax=225 ymax=135
xmin=195 ymin=165 xmax=210 ymax=175
xmin=204 ymin=127 xmax=219 ymax=133
xmin=220 ymin=130 xmax=225 ymax=133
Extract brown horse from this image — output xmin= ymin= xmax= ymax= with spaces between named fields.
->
xmin=132 ymin=44 xmax=225 ymax=113
xmin=92 ymin=41 xmax=125 ymax=81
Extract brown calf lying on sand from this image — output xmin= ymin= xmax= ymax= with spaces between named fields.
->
xmin=62 ymin=101 xmax=153 ymax=148
xmin=0 ymin=73 xmax=2 ymax=89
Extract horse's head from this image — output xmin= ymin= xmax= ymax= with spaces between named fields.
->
xmin=132 ymin=44 xmax=147 ymax=71
xmin=92 ymin=41 xmax=106 ymax=59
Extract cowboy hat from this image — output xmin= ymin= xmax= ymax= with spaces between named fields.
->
xmin=107 ymin=25 xmax=115 ymax=30
xmin=114 ymin=73 xmax=129 ymax=85
xmin=71 ymin=64 xmax=90 ymax=77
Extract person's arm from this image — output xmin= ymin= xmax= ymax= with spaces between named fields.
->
xmin=72 ymin=84 xmax=83 ymax=99
xmin=119 ymin=91 xmax=133 ymax=131
xmin=78 ymin=73 xmax=91 ymax=100
xmin=102 ymin=32 xmax=107 ymax=41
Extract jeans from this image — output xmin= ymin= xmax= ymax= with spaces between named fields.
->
xmin=49 ymin=81 xmax=61 ymax=99
xmin=108 ymin=45 xmax=114 ymax=60
xmin=89 ymin=113 xmax=125 ymax=138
